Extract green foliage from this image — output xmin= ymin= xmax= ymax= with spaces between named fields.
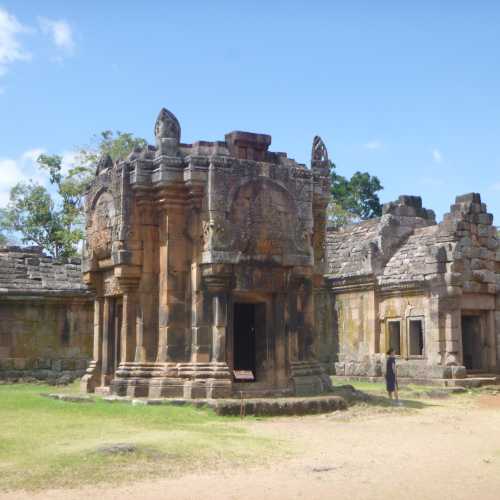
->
xmin=0 ymin=232 xmax=8 ymax=246
xmin=0 ymin=131 xmax=146 ymax=258
xmin=80 ymin=130 xmax=148 ymax=165
xmin=329 ymin=161 xmax=383 ymax=228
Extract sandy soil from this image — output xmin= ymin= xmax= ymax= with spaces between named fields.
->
xmin=4 ymin=394 xmax=500 ymax=500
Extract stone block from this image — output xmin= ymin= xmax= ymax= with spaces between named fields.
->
xmin=51 ymin=359 xmax=63 ymax=372
xmin=451 ymin=365 xmax=466 ymax=379
xmin=334 ymin=362 xmax=346 ymax=375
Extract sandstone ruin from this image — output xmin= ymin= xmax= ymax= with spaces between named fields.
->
xmin=1 ymin=108 xmax=499 ymax=392
xmin=80 ymin=108 xmax=332 ymax=397
xmin=0 ymin=246 xmax=93 ymax=382
xmin=326 ymin=194 xmax=500 ymax=383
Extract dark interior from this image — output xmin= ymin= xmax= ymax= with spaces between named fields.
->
xmin=109 ymin=300 xmax=122 ymax=372
xmin=233 ymin=303 xmax=257 ymax=379
xmin=461 ymin=315 xmax=482 ymax=370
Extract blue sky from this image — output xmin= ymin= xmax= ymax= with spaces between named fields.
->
xmin=1 ymin=1 xmax=500 ymax=221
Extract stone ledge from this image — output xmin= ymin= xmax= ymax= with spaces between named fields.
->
xmin=102 ymin=394 xmax=347 ymax=416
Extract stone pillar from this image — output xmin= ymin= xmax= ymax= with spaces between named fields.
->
xmin=93 ymin=297 xmax=104 ymax=365
xmin=191 ymin=265 xmax=210 ymax=362
xmin=485 ymin=310 xmax=497 ymax=371
xmin=80 ymin=295 xmax=103 ymax=393
xmin=188 ymin=191 xmax=211 ymax=363
xmin=212 ymin=292 xmax=228 ymax=362
xmin=444 ymin=308 xmax=461 ymax=366
xmin=157 ymin=204 xmax=189 ymax=362
xmin=101 ymin=297 xmax=112 ymax=386
xmin=287 ymin=284 xmax=299 ymax=363
xmin=120 ymin=286 xmax=138 ymax=363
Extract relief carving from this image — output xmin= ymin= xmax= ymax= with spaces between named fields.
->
xmin=228 ymin=179 xmax=309 ymax=258
xmin=87 ymin=191 xmax=115 ymax=260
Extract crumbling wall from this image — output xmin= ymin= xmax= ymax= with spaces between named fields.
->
xmin=0 ymin=247 xmax=93 ymax=383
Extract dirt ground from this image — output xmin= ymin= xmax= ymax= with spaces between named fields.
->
xmin=3 ymin=393 xmax=500 ymax=500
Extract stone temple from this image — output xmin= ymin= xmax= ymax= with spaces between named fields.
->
xmin=80 ymin=108 xmax=332 ymax=398
xmin=1 ymin=107 xmax=499 ymax=391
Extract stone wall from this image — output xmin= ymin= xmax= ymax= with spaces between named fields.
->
xmin=0 ymin=247 xmax=93 ymax=383
xmin=326 ymin=193 xmax=500 ymax=382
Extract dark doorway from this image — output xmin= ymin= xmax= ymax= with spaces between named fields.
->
xmin=233 ymin=303 xmax=257 ymax=380
xmin=109 ymin=299 xmax=122 ymax=373
xmin=462 ymin=315 xmax=482 ymax=370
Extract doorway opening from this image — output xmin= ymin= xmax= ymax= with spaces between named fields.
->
xmin=109 ymin=299 xmax=122 ymax=373
xmin=233 ymin=303 xmax=258 ymax=382
xmin=461 ymin=315 xmax=482 ymax=371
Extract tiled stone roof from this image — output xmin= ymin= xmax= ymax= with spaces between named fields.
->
xmin=326 ymin=218 xmax=380 ymax=279
xmin=326 ymin=193 xmax=499 ymax=293
xmin=0 ymin=246 xmax=89 ymax=296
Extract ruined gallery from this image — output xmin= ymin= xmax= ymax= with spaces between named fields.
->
xmin=0 ymin=247 xmax=93 ymax=382
xmin=327 ymin=194 xmax=500 ymax=382
xmin=0 ymin=108 xmax=499 ymax=394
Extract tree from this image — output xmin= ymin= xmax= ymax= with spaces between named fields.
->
xmin=329 ymin=161 xmax=383 ymax=229
xmin=0 ymin=232 xmax=8 ymax=246
xmin=0 ymin=131 xmax=146 ymax=258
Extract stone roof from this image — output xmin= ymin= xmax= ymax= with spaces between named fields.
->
xmin=326 ymin=195 xmax=436 ymax=282
xmin=326 ymin=218 xmax=380 ymax=279
xmin=326 ymin=193 xmax=499 ymax=294
xmin=0 ymin=246 xmax=90 ymax=296
xmin=378 ymin=225 xmax=445 ymax=286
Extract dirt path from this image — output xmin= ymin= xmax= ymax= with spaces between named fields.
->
xmin=4 ymin=395 xmax=500 ymax=500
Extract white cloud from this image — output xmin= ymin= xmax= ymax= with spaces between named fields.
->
xmin=432 ymin=148 xmax=443 ymax=163
xmin=364 ymin=140 xmax=383 ymax=150
xmin=38 ymin=17 xmax=74 ymax=54
xmin=0 ymin=7 xmax=31 ymax=75
xmin=60 ymin=150 xmax=81 ymax=173
xmin=0 ymin=148 xmax=48 ymax=207
xmin=21 ymin=148 xmax=45 ymax=163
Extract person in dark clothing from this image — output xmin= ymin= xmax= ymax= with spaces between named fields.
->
xmin=385 ymin=348 xmax=400 ymax=403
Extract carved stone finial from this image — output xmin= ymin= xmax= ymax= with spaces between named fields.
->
xmin=95 ymin=154 xmax=113 ymax=175
xmin=311 ymin=136 xmax=329 ymax=163
xmin=154 ymin=107 xmax=181 ymax=142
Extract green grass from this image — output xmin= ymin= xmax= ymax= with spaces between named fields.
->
xmin=0 ymin=384 xmax=280 ymax=492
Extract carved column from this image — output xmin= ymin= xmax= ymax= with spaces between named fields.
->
xmin=485 ymin=310 xmax=496 ymax=371
xmin=157 ymin=197 xmax=189 ymax=363
xmin=101 ymin=297 xmax=112 ymax=386
xmin=93 ymin=297 xmax=104 ymax=368
xmin=204 ymin=272 xmax=231 ymax=363
xmin=189 ymin=192 xmax=211 ymax=363
xmin=80 ymin=293 xmax=103 ymax=393
xmin=119 ymin=281 xmax=139 ymax=363
xmin=212 ymin=293 xmax=228 ymax=362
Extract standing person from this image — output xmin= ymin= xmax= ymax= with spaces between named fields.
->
xmin=385 ymin=348 xmax=400 ymax=404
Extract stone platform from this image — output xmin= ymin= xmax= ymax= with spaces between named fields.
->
xmin=103 ymin=394 xmax=348 ymax=416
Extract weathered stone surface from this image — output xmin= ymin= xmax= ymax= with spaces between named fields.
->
xmin=0 ymin=247 xmax=93 ymax=381
xmin=211 ymin=395 xmax=347 ymax=416
xmin=82 ymin=107 xmax=331 ymax=399
xmin=325 ymin=193 xmax=499 ymax=382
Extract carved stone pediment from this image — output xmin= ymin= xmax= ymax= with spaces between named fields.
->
xmin=87 ymin=191 xmax=115 ymax=260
